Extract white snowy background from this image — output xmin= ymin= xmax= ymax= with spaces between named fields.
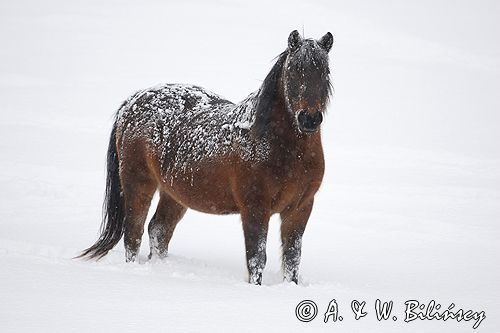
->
xmin=1 ymin=0 xmax=499 ymax=332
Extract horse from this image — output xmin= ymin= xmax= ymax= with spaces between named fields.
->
xmin=78 ymin=30 xmax=333 ymax=285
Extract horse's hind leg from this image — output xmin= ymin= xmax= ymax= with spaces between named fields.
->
xmin=148 ymin=192 xmax=187 ymax=259
xmin=121 ymin=172 xmax=157 ymax=262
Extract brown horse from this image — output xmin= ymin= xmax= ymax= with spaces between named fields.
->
xmin=79 ymin=30 xmax=333 ymax=285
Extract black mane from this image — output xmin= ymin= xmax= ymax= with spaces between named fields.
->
xmin=253 ymin=51 xmax=288 ymax=137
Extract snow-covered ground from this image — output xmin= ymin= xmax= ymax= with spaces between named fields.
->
xmin=1 ymin=0 xmax=499 ymax=332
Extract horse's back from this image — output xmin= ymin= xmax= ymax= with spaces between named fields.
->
xmin=114 ymin=84 xmax=244 ymax=210
xmin=115 ymin=83 xmax=234 ymax=154
xmin=116 ymin=83 xmax=234 ymax=126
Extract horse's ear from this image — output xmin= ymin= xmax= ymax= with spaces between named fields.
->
xmin=318 ymin=32 xmax=333 ymax=52
xmin=288 ymin=30 xmax=302 ymax=51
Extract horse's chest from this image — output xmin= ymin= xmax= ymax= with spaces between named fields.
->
xmin=268 ymin=154 xmax=323 ymax=212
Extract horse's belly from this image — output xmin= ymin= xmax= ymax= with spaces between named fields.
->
xmin=161 ymin=169 xmax=239 ymax=215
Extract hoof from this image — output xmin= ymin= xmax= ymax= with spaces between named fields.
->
xmin=249 ymin=272 xmax=263 ymax=285
xmin=125 ymin=248 xmax=137 ymax=262
xmin=284 ymin=269 xmax=299 ymax=284
xmin=148 ymin=249 xmax=168 ymax=260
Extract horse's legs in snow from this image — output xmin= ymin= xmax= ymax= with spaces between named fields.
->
xmin=240 ymin=201 xmax=271 ymax=285
xmin=148 ymin=192 xmax=187 ymax=259
xmin=280 ymin=199 xmax=314 ymax=284
xmin=121 ymin=174 xmax=156 ymax=262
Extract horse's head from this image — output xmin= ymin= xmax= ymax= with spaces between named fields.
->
xmin=283 ymin=30 xmax=333 ymax=134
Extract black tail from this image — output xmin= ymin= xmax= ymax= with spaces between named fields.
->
xmin=77 ymin=122 xmax=125 ymax=260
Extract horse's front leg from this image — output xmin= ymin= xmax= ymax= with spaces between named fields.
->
xmin=280 ymin=199 xmax=314 ymax=284
xmin=241 ymin=204 xmax=271 ymax=285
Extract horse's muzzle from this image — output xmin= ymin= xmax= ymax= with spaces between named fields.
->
xmin=297 ymin=110 xmax=323 ymax=133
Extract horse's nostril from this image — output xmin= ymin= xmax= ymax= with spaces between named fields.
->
xmin=315 ymin=112 xmax=323 ymax=124
xmin=297 ymin=110 xmax=322 ymax=132
xmin=297 ymin=110 xmax=309 ymax=125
